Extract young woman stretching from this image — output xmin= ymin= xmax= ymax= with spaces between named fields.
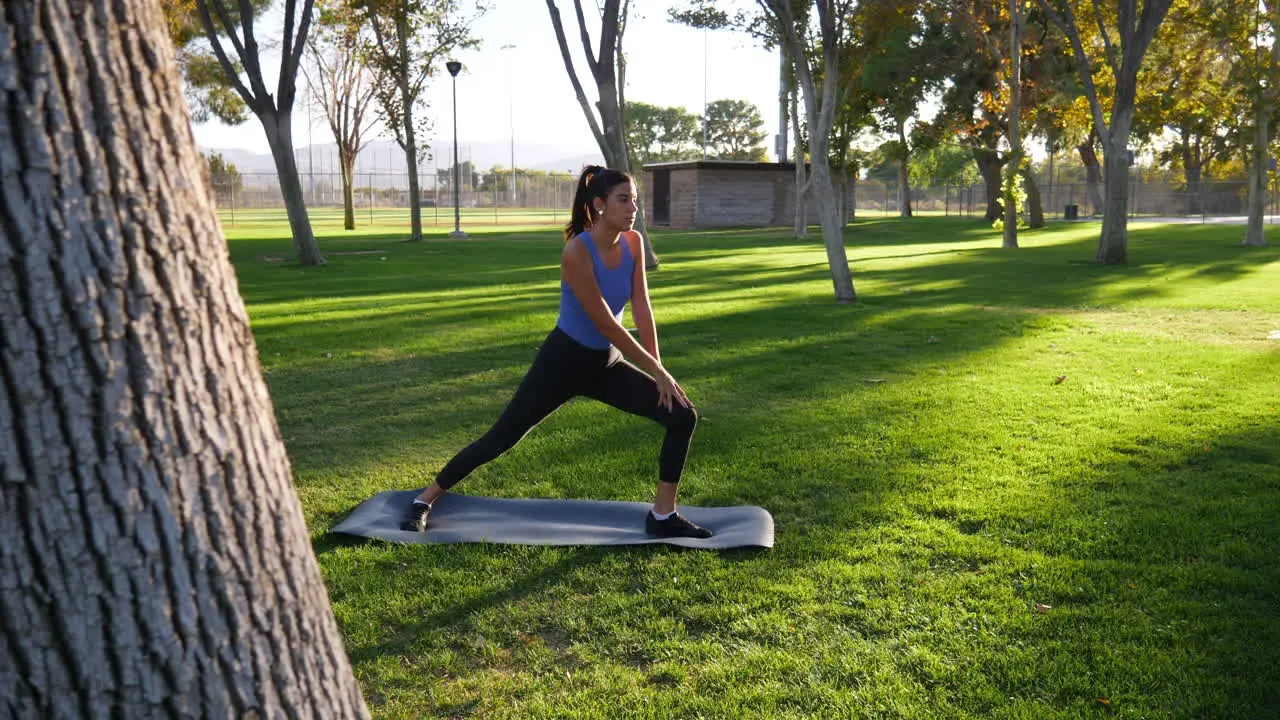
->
xmin=400 ymin=166 xmax=712 ymax=539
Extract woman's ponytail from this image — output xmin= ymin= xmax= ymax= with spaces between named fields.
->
xmin=564 ymin=165 xmax=605 ymax=242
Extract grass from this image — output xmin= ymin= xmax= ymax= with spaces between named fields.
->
xmin=226 ymin=213 xmax=1280 ymax=719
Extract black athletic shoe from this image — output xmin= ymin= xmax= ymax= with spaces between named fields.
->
xmin=400 ymin=501 xmax=432 ymax=532
xmin=645 ymin=511 xmax=713 ymax=539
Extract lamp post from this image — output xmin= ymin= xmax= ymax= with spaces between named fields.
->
xmin=500 ymin=44 xmax=517 ymax=207
xmin=446 ymin=59 xmax=466 ymax=239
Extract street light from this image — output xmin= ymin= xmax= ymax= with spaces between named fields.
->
xmin=500 ymin=44 xmax=517 ymax=207
xmin=446 ymin=59 xmax=466 ymax=239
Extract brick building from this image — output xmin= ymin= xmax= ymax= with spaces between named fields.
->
xmin=641 ymin=160 xmax=854 ymax=229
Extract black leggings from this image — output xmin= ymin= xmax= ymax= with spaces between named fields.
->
xmin=435 ymin=328 xmax=698 ymax=490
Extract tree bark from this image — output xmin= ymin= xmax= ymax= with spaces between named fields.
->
xmin=1244 ymin=0 xmax=1276 ymax=247
xmin=792 ymin=88 xmax=808 ymax=238
xmin=0 ymin=0 xmax=367 ymax=716
xmin=342 ymin=149 xmax=357 ymax=230
xmin=1181 ymin=137 xmax=1203 ymax=216
xmin=974 ymin=147 xmax=1004 ymax=221
xmin=1003 ymin=0 xmax=1020 ymax=248
xmin=1078 ymin=136 xmax=1104 ymax=216
xmin=399 ymin=61 xmax=425 ymax=243
xmin=897 ymin=119 xmax=913 ymax=218
xmin=1024 ymin=168 xmax=1045 ymax=228
xmin=1244 ymin=104 xmax=1269 ymax=246
xmin=264 ymin=112 xmax=326 ymax=265
xmin=809 ymin=147 xmax=855 ymax=304
xmin=1098 ymin=110 xmax=1134 ymax=263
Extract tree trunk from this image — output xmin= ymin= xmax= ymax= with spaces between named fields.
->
xmin=1078 ymin=136 xmax=1104 ymax=216
xmin=974 ymin=147 xmax=1004 ymax=221
xmin=897 ymin=120 xmax=913 ymax=218
xmin=1181 ymin=139 xmax=1203 ymax=216
xmin=1024 ymin=169 xmax=1045 ymax=228
xmin=1098 ymin=112 xmax=1134 ymax=264
xmin=849 ymin=170 xmax=858 ymax=224
xmin=1003 ymin=0 xmax=1021 ymax=248
xmin=403 ymin=93 xmax=424 ymax=243
xmin=839 ymin=164 xmax=850 ymax=229
xmin=809 ymin=152 xmax=856 ymax=303
xmin=0 ymin=0 xmax=367 ymax=716
xmin=341 ymin=149 xmax=357 ymax=230
xmin=1244 ymin=104 xmax=1269 ymax=246
xmin=792 ymin=89 xmax=808 ymax=238
xmin=263 ymin=112 xmax=325 ymax=265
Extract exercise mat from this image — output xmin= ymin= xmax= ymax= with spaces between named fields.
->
xmin=331 ymin=490 xmax=774 ymax=549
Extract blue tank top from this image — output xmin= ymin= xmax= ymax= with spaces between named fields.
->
xmin=556 ymin=231 xmax=634 ymax=349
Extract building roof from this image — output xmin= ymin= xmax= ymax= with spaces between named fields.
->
xmin=641 ymin=160 xmax=801 ymax=172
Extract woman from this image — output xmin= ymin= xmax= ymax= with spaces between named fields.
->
xmin=400 ymin=166 xmax=712 ymax=539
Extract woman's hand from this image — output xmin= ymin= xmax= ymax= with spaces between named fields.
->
xmin=654 ymin=367 xmax=692 ymax=412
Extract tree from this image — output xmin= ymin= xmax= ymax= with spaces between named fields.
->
xmin=438 ymin=160 xmax=480 ymax=190
xmin=625 ymin=101 xmax=701 ymax=166
xmin=1 ymin=0 xmax=368 ymax=714
xmin=1035 ymin=0 xmax=1176 ymax=263
xmin=204 ymin=151 xmax=244 ymax=206
xmin=546 ymin=0 xmax=659 ymax=268
xmin=759 ymin=0 xmax=859 ymax=302
xmin=1243 ymin=0 xmax=1277 ymax=246
xmin=1004 ymin=0 xmax=1023 ymax=247
xmin=1138 ymin=0 xmax=1239 ymax=216
xmin=705 ymin=99 xmax=770 ymax=160
xmin=859 ymin=0 xmax=949 ymax=220
xmin=305 ymin=0 xmax=380 ymax=230
xmin=160 ymin=0 xmax=268 ymax=124
xmin=358 ymin=0 xmax=481 ymax=243
xmin=196 ymin=0 xmax=326 ymax=265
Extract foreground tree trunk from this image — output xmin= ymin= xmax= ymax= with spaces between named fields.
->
xmin=0 ymin=0 xmax=368 ymax=715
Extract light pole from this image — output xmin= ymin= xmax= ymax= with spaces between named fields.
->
xmin=446 ymin=59 xmax=466 ymax=239
xmin=500 ymin=44 xmax=517 ymax=207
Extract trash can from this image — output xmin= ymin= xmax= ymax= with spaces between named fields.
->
xmin=1064 ymin=204 xmax=1079 ymax=220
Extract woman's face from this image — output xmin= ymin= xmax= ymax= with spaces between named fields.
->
xmin=594 ymin=180 xmax=638 ymax=230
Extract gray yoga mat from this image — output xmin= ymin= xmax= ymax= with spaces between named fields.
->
xmin=331 ymin=490 xmax=774 ymax=549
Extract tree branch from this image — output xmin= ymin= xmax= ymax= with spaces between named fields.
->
xmin=572 ymin=0 xmax=600 ymax=78
xmin=1091 ymin=0 xmax=1118 ymax=73
xmin=196 ymin=0 xmax=258 ymax=108
xmin=1034 ymin=0 xmax=1110 ymax=141
xmin=547 ymin=0 xmax=609 ymax=154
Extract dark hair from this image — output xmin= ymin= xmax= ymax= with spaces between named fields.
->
xmin=564 ymin=165 xmax=633 ymax=242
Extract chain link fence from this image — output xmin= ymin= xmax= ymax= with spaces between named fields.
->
xmin=854 ymin=176 xmax=1280 ymax=223
xmin=210 ymin=167 xmax=1280 ymax=227
xmin=212 ymin=170 xmax=583 ymax=226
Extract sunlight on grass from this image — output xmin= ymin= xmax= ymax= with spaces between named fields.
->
xmin=229 ymin=216 xmax=1280 ymax=719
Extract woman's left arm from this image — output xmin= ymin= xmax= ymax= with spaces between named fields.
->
xmin=628 ymin=231 xmax=660 ymax=363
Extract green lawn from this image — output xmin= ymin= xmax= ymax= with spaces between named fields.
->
xmin=227 ymin=215 xmax=1280 ymax=719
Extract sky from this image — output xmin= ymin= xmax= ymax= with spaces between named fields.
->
xmin=191 ymin=3 xmax=788 ymax=166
